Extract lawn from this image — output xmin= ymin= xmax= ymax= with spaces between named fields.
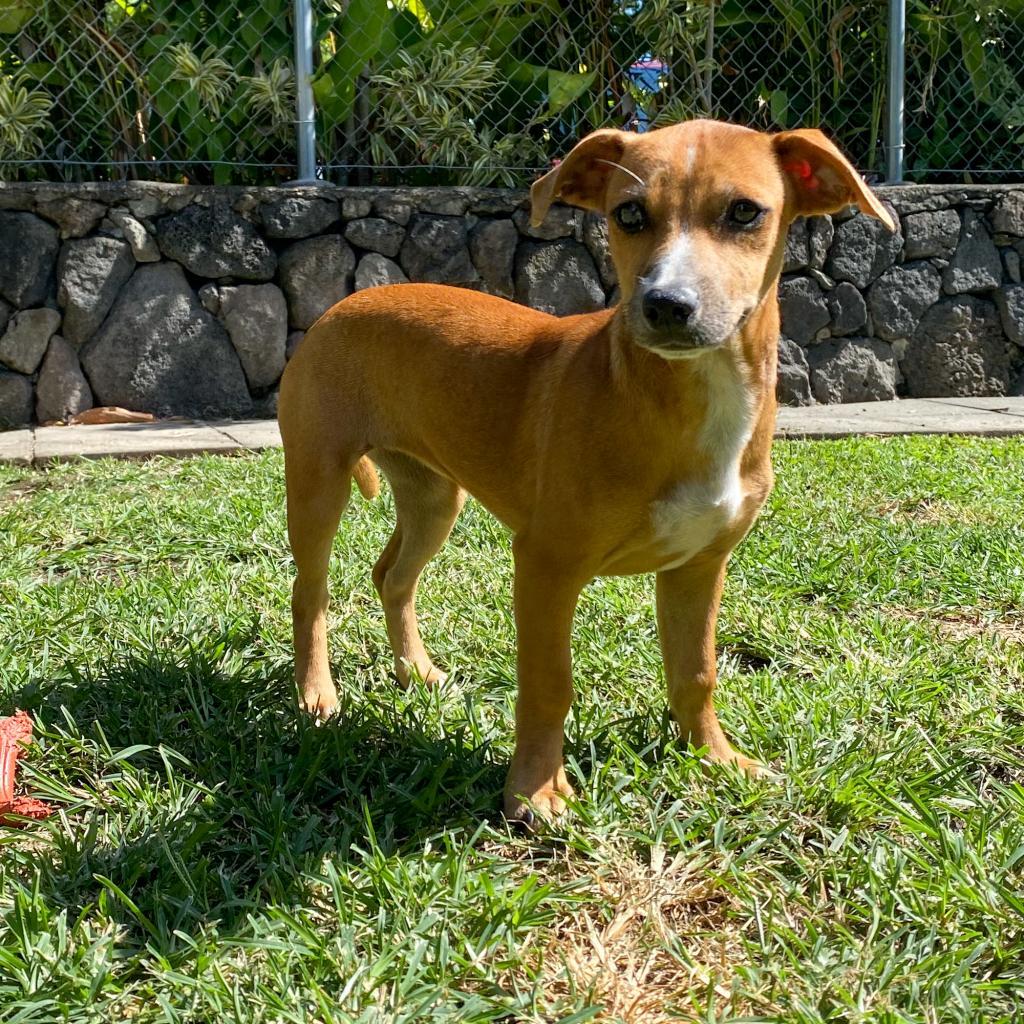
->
xmin=1 ymin=436 xmax=1022 ymax=1023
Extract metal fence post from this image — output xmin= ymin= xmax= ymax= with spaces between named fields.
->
xmin=292 ymin=0 xmax=318 ymax=183
xmin=885 ymin=0 xmax=905 ymax=183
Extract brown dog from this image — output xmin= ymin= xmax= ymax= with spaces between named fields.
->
xmin=278 ymin=119 xmax=894 ymax=826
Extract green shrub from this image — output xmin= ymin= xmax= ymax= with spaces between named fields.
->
xmin=0 ymin=0 xmax=1019 ymax=185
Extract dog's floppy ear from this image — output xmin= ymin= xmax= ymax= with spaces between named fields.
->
xmin=773 ymin=129 xmax=895 ymax=231
xmin=530 ymin=129 xmax=634 ymax=227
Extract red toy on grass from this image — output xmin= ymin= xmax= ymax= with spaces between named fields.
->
xmin=0 ymin=710 xmax=52 ymax=826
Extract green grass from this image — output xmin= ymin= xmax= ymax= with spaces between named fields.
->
xmin=1 ymin=436 xmax=1022 ymax=1023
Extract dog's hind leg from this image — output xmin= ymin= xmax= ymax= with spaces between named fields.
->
xmin=285 ymin=448 xmax=354 ymax=719
xmin=371 ymin=451 xmax=465 ymax=688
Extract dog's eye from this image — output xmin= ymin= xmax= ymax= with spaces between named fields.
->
xmin=613 ymin=201 xmax=648 ymax=234
xmin=728 ymin=200 xmax=764 ymax=227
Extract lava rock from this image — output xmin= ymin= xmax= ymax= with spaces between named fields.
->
xmin=57 ymin=235 xmax=135 ymax=346
xmin=776 ymin=335 xmax=813 ymax=406
xmin=372 ymin=197 xmax=413 ymax=225
xmin=902 ymin=208 xmax=961 ymax=260
xmin=469 ymin=219 xmax=517 ymax=299
xmin=156 ymin=200 xmax=276 ymax=281
xmin=808 ymin=216 xmax=834 ymax=270
xmin=278 ymin=234 xmax=356 ymax=329
xmin=903 ymin=295 xmax=1009 ymax=396
xmin=514 ymin=205 xmax=578 ymax=240
xmin=345 ymin=217 xmax=406 ymax=257
xmin=808 ymin=337 xmax=900 ymax=403
xmin=1003 ymin=248 xmax=1021 ymax=284
xmin=470 ymin=193 xmax=521 ymax=216
xmin=286 ymin=330 xmax=305 ymax=360
xmin=991 ymin=192 xmax=1024 ymax=237
xmin=81 ymin=262 xmax=251 ymax=418
xmin=35 ymin=336 xmax=93 ymax=422
xmin=825 ymin=213 xmax=903 ymax=288
xmin=827 ymin=281 xmax=867 ymax=336
xmin=942 ymin=209 xmax=1003 ymax=294
xmin=215 ymin=283 xmax=288 ymax=390
xmin=342 ymin=197 xmax=372 ymax=219
xmin=784 ymin=219 xmax=809 ymax=272
xmin=253 ymin=387 xmax=278 ymax=418
xmin=420 ymin=194 xmax=469 ymax=217
xmin=0 ymin=212 xmax=59 ymax=308
xmin=36 ymin=198 xmax=106 ymax=239
xmin=400 ymin=215 xmax=478 ymax=286
xmin=0 ymin=370 xmax=33 ymax=428
xmin=514 ymin=239 xmax=604 ymax=316
xmin=778 ymin=276 xmax=831 ymax=345
xmin=0 ymin=307 xmax=61 ymax=374
xmin=108 ymin=208 xmax=161 ymax=262
xmin=582 ymin=212 xmax=616 ymax=290
xmin=867 ymin=261 xmax=941 ymax=340
xmin=261 ymin=196 xmax=339 ymax=239
xmin=354 ymin=253 xmax=409 ymax=291
xmin=994 ymin=284 xmax=1024 ymax=345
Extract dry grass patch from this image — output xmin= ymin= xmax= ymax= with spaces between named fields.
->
xmin=0 ymin=476 xmax=48 ymax=506
xmin=871 ymin=497 xmax=999 ymax=526
xmin=888 ymin=606 xmax=1024 ymax=645
xmin=529 ymin=845 xmax=746 ymax=1023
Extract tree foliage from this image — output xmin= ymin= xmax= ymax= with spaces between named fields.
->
xmin=0 ymin=0 xmax=1020 ymax=184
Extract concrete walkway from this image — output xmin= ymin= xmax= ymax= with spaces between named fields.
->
xmin=2 ymin=396 xmax=1023 ymax=467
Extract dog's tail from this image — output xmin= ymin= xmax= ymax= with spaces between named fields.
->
xmin=353 ymin=456 xmax=380 ymax=500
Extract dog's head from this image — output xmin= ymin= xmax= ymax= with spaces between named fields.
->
xmin=530 ymin=120 xmax=894 ymax=359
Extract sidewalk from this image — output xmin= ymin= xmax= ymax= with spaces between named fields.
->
xmin=2 ymin=397 xmax=1023 ymax=466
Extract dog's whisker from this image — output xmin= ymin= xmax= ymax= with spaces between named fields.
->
xmin=595 ymin=158 xmax=647 ymax=188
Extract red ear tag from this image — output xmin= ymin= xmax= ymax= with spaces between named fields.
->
xmin=784 ymin=158 xmax=819 ymax=191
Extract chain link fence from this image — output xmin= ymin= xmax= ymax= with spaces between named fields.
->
xmin=0 ymin=0 xmax=299 ymax=182
xmin=0 ymin=1 xmax=1021 ymax=187
xmin=903 ymin=2 xmax=1023 ymax=179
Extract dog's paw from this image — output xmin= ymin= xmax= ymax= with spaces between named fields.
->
xmin=396 ymin=659 xmax=448 ymax=690
xmin=728 ymin=751 xmax=767 ymax=775
xmin=737 ymin=756 xmax=784 ymax=782
xmin=503 ymin=767 xmax=575 ymax=832
xmin=299 ymin=685 xmax=340 ymax=723
xmin=682 ymin=726 xmax=769 ymax=778
xmin=700 ymin=746 xmax=781 ymax=782
xmin=422 ymin=664 xmax=448 ymax=688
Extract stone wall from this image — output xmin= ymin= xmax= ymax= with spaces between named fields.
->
xmin=0 ymin=181 xmax=1022 ymax=428
xmin=778 ymin=186 xmax=1023 ymax=406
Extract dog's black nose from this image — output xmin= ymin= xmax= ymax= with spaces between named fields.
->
xmin=642 ymin=288 xmax=699 ymax=328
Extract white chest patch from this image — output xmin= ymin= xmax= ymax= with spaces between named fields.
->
xmin=649 ymin=357 xmax=755 ymax=570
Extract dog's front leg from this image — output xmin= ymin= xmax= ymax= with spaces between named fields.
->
xmin=503 ymin=543 xmax=584 ymax=826
xmin=656 ymin=556 xmax=763 ymax=773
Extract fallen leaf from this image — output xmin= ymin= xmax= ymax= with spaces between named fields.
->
xmin=69 ymin=407 xmax=156 ymax=425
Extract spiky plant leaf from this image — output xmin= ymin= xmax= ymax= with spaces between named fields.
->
xmin=0 ymin=74 xmax=53 ymax=160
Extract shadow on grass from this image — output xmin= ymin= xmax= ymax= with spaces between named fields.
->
xmin=9 ymin=630 xmax=508 ymax=945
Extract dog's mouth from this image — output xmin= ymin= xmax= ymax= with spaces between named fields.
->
xmin=634 ymin=334 xmax=719 ymax=359
xmin=626 ymin=296 xmax=753 ymax=360
xmin=627 ymin=306 xmax=729 ymax=359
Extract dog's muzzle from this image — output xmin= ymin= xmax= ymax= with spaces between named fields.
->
xmin=636 ymin=286 xmax=716 ymax=356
